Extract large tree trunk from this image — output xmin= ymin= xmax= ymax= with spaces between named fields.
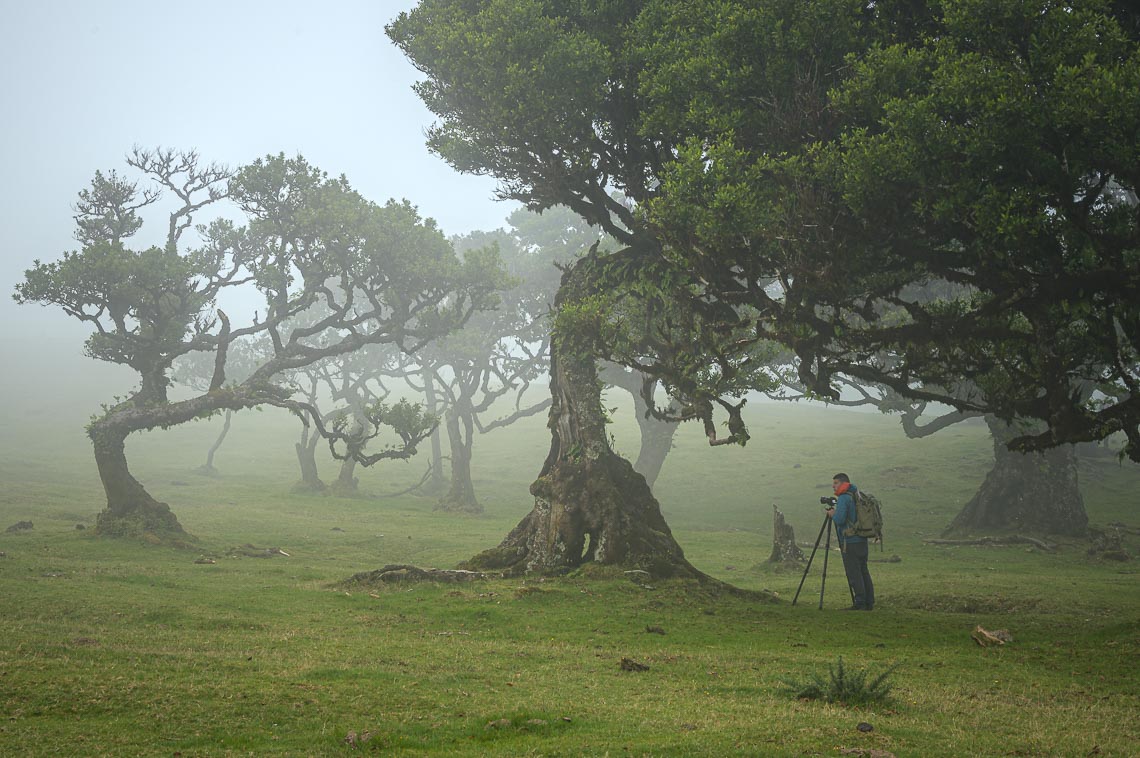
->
xmin=460 ymin=261 xmax=704 ymax=579
xmin=88 ymin=375 xmax=296 ymax=539
xmin=945 ymin=416 xmax=1087 ymax=537
xmin=436 ymin=406 xmax=481 ymax=514
xmin=91 ymin=419 xmax=188 ymax=539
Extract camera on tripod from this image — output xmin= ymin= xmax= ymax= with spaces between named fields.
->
xmin=820 ymin=496 xmax=837 ymax=506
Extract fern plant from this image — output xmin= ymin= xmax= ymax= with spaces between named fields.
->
xmin=779 ymin=657 xmax=898 ymax=706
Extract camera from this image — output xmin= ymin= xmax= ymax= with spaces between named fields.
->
xmin=820 ymin=496 xmax=837 ymax=506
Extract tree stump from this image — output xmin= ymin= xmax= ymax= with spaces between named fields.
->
xmin=768 ymin=505 xmax=805 ymax=563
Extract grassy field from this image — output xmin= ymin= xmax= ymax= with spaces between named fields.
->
xmin=1 ymin=368 xmax=1138 ymax=756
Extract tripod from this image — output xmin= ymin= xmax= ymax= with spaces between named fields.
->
xmin=792 ymin=512 xmax=854 ymax=609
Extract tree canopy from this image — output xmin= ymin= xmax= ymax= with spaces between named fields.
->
xmin=389 ymin=0 xmax=1140 ymax=461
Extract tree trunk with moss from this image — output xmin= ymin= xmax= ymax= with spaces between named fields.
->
xmin=460 ymin=261 xmax=704 ymax=579
xmin=945 ymin=416 xmax=1087 ymax=537
xmin=90 ymin=416 xmax=188 ymax=540
xmin=89 ymin=384 xmax=295 ymax=539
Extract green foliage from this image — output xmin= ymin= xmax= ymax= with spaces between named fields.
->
xmin=779 ymin=657 xmax=899 ymax=707
xmin=390 ymin=0 xmax=1140 ymax=461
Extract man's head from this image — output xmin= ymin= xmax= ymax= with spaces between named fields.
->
xmin=832 ymin=472 xmax=850 ymax=494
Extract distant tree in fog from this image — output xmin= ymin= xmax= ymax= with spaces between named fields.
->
xmin=413 ymin=223 xmax=556 ymax=513
xmin=14 ymin=148 xmax=506 ymax=541
xmin=171 ymin=335 xmax=265 ymax=475
xmin=281 ymin=335 xmax=405 ymax=496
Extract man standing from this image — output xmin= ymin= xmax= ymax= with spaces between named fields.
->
xmin=826 ymin=472 xmax=875 ymax=611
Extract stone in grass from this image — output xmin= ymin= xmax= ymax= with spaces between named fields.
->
xmin=5 ymin=521 xmax=33 ymax=533
xmin=343 ymin=730 xmax=375 ymax=747
xmin=620 ymin=657 xmax=650 ymax=672
xmin=971 ymin=625 xmax=1013 ymax=647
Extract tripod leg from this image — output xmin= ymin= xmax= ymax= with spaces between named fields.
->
xmin=792 ymin=515 xmax=830 ymax=607
xmin=819 ymin=517 xmax=832 ymax=609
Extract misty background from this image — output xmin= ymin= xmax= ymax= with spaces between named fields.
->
xmin=0 ymin=1 xmax=518 ymax=434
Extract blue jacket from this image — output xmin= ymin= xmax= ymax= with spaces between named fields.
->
xmin=831 ymin=485 xmax=865 ymax=545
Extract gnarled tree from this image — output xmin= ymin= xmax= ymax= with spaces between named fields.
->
xmin=391 ymin=1 xmax=780 ymax=578
xmin=389 ymin=0 xmax=1138 ymax=573
xmin=14 ymin=149 xmax=503 ymax=540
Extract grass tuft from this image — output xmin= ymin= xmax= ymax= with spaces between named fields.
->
xmin=779 ymin=656 xmax=899 ymax=707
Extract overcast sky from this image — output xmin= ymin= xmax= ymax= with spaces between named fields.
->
xmin=0 ymin=0 xmax=517 ymax=337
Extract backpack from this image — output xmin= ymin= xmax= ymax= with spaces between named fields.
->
xmin=843 ymin=490 xmax=884 ymax=546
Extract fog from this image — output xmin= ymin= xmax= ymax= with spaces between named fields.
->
xmin=0 ymin=1 xmax=518 ymax=434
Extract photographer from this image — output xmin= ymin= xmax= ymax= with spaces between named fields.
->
xmin=825 ymin=473 xmax=875 ymax=611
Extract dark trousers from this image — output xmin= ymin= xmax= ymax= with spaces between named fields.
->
xmin=841 ymin=540 xmax=875 ymax=609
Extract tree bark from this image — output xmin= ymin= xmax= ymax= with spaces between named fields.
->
xmin=436 ymin=406 xmax=482 ymax=514
xmin=91 ymin=419 xmax=187 ymax=539
xmin=88 ymin=374 xmax=297 ymax=538
xmin=945 ymin=416 xmax=1087 ymax=537
xmin=459 ymin=260 xmax=705 ymax=579
xmin=768 ymin=505 xmax=805 ymax=563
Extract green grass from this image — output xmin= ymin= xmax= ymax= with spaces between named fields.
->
xmin=1 ymin=378 xmax=1139 ymax=756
